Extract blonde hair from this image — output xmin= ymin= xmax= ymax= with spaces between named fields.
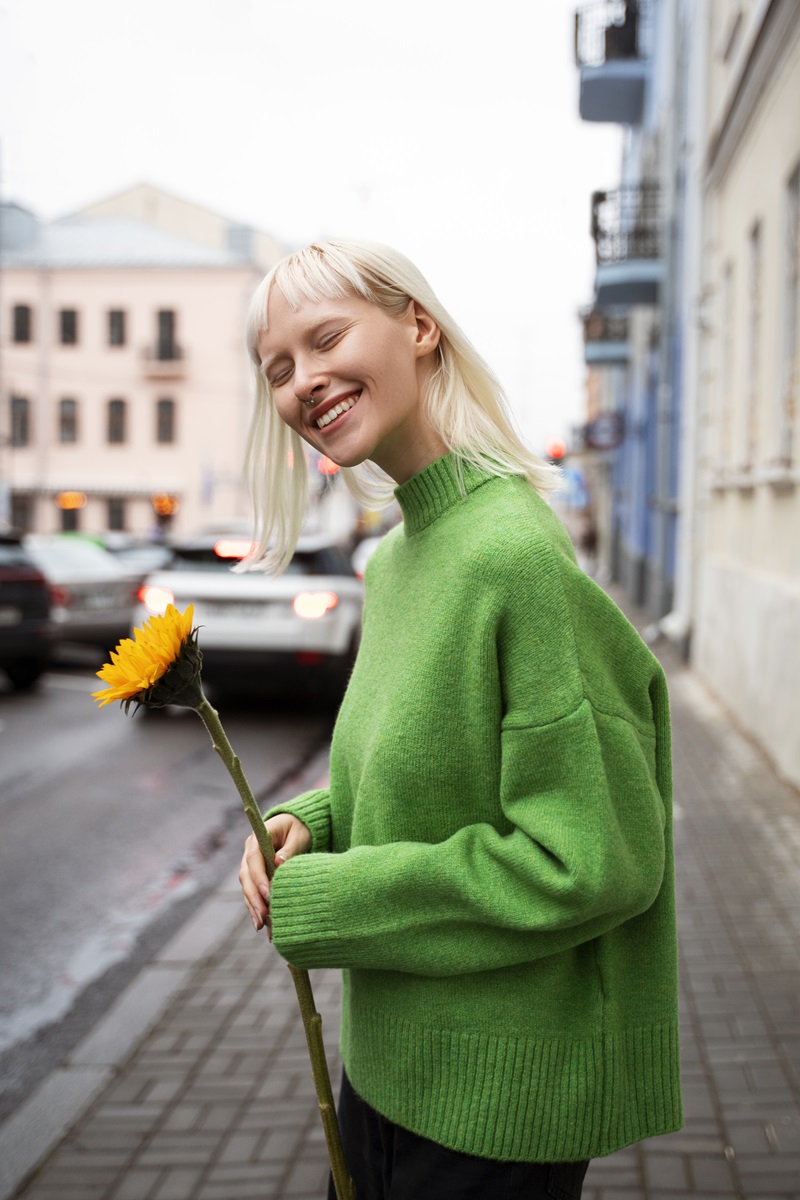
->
xmin=243 ymin=239 xmax=560 ymax=573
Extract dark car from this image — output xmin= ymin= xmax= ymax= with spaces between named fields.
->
xmin=0 ymin=530 xmax=53 ymax=689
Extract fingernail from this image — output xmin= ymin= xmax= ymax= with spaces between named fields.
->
xmin=258 ymin=883 xmax=269 ymax=898
xmin=252 ymin=915 xmax=259 ymax=931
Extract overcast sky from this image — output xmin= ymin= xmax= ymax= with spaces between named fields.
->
xmin=0 ymin=0 xmax=621 ymax=453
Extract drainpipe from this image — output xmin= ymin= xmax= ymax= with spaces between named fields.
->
xmin=659 ymin=0 xmax=709 ymax=657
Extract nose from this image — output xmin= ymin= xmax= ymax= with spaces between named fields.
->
xmin=294 ymin=359 xmax=328 ymax=406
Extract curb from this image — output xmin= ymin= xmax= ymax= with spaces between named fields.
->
xmin=0 ymin=745 xmax=330 ymax=1200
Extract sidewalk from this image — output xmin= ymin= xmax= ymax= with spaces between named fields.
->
xmin=2 ymin=608 xmax=800 ymax=1199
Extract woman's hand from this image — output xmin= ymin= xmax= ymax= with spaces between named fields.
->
xmin=239 ymin=813 xmax=312 ymax=936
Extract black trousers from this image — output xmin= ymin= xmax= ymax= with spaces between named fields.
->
xmin=329 ymin=1072 xmax=590 ymax=1200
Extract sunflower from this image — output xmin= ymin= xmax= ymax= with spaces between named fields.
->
xmin=92 ymin=603 xmax=201 ymax=710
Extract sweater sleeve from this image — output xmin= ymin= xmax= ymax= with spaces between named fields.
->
xmin=264 ymin=787 xmax=332 ymax=854
xmin=269 ymin=695 xmax=668 ymax=976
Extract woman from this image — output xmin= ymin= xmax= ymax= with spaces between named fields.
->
xmin=239 ymin=241 xmax=682 ymax=1200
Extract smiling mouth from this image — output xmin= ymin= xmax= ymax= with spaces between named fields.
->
xmin=315 ymin=392 xmax=361 ymax=430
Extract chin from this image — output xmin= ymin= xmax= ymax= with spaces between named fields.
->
xmin=319 ymin=445 xmax=374 ymax=470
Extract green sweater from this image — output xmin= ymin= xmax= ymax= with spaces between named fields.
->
xmin=268 ymin=453 xmax=682 ymax=1163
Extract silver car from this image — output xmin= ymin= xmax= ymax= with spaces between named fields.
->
xmin=24 ymin=534 xmax=136 ymax=654
xmin=134 ymin=533 xmax=364 ymax=703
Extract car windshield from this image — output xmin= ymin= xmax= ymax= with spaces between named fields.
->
xmin=25 ymin=536 xmax=124 ymax=577
xmin=167 ymin=546 xmax=355 ymax=576
xmin=0 ymin=541 xmax=32 ymax=567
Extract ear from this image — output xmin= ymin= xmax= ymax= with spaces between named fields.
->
xmin=411 ymin=302 xmax=441 ymax=358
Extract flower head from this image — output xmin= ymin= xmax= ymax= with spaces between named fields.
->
xmin=93 ymin=603 xmax=203 ymax=712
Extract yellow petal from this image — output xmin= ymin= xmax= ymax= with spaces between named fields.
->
xmin=93 ymin=602 xmax=197 ymax=707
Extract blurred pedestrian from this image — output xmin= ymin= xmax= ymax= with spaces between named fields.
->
xmin=239 ymin=241 xmax=681 ymax=1200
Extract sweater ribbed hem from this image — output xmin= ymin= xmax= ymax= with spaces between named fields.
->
xmin=394 ymin=453 xmax=494 ymax=535
xmin=343 ymin=1006 xmax=683 ymax=1163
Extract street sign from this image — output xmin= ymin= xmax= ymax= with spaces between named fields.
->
xmin=584 ymin=412 xmax=625 ymax=450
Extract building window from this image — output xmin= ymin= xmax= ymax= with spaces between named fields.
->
xmin=13 ymin=304 xmax=32 ymax=343
xmin=11 ymin=395 xmax=31 ymax=447
xmin=779 ymin=165 xmax=800 ymax=464
xmin=107 ymin=497 xmax=126 ymax=531
xmin=108 ymin=309 xmax=126 ymax=347
xmin=60 ymin=309 xmax=79 ymax=345
xmin=107 ymin=398 xmax=127 ymax=444
xmin=743 ymin=222 xmax=762 ymax=468
xmin=157 ymin=310 xmax=178 ymax=360
xmin=156 ymin=398 xmax=176 ymax=444
xmin=60 ymin=506 xmax=80 ymax=532
xmin=719 ymin=263 xmax=734 ymax=466
xmin=11 ymin=493 xmax=34 ymax=530
xmin=58 ymin=398 xmax=79 ymax=443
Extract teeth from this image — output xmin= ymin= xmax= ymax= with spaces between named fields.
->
xmin=316 ymin=394 xmax=358 ymax=429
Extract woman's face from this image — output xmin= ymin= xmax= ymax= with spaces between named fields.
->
xmin=256 ymin=288 xmax=444 ymax=483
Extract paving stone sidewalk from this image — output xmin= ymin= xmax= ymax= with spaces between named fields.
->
xmin=5 ymin=617 xmax=800 ymax=1199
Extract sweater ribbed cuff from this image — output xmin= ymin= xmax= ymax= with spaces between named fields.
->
xmin=263 ymin=788 xmax=331 ymax=855
xmin=269 ymin=852 xmax=344 ymax=968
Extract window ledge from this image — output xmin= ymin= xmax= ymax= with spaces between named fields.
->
xmin=710 ymin=465 xmax=797 ymax=492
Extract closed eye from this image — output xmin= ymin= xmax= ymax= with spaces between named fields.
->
xmin=267 ymin=364 xmax=293 ymax=388
xmin=318 ymin=329 xmax=345 ymax=350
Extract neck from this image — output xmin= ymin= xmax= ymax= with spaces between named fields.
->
xmin=371 ymin=424 xmax=449 ymax=484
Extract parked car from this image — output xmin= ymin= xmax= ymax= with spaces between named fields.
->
xmin=24 ymin=534 xmax=137 ymax=654
xmin=0 ymin=530 xmax=53 ymax=689
xmin=134 ymin=533 xmax=364 ymax=701
xmin=93 ymin=532 xmax=174 ymax=582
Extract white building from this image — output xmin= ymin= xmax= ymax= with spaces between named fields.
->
xmin=1 ymin=187 xmax=284 ymax=538
xmin=690 ymin=0 xmax=800 ymax=787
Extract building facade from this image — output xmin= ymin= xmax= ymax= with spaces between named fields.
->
xmin=575 ymin=0 xmax=682 ymax=618
xmin=576 ymin=0 xmax=800 ymax=787
xmin=692 ymin=0 xmax=800 ymax=786
xmin=1 ymin=189 xmax=284 ymax=538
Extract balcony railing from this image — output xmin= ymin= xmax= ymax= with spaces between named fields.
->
xmin=575 ymin=0 xmax=645 ymax=67
xmin=591 ymin=184 xmax=662 ymax=305
xmin=582 ymin=307 xmax=630 ymax=364
xmin=141 ymin=345 xmax=187 ymax=379
xmin=592 ymin=184 xmax=661 ymax=263
xmin=583 ymin=307 xmax=629 ymax=342
xmin=575 ymin=1 xmax=650 ymax=123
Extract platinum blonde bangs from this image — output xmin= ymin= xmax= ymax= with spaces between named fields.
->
xmin=241 ymin=240 xmax=561 ymax=575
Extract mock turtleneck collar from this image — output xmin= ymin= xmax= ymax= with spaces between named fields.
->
xmin=394 ymin=453 xmax=494 ymax=536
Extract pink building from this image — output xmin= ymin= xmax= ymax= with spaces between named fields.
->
xmin=1 ymin=186 xmax=285 ymax=538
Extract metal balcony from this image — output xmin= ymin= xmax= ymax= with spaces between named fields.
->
xmin=575 ymin=0 xmax=650 ymax=124
xmin=582 ymin=307 xmax=630 ymax=365
xmin=591 ymin=184 xmax=662 ymax=305
xmin=141 ymin=345 xmax=187 ymax=380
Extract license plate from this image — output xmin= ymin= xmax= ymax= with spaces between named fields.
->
xmin=0 ymin=606 xmax=21 ymax=626
xmin=201 ymin=601 xmax=283 ymax=620
xmin=83 ymin=594 xmax=115 ymax=610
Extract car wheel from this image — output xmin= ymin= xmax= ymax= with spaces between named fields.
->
xmin=6 ymin=660 xmax=45 ymax=691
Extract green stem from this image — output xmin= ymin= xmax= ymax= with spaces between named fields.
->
xmin=194 ymin=695 xmax=355 ymax=1200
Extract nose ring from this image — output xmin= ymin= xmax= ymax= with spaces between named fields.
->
xmin=303 ymin=395 xmax=318 ymax=407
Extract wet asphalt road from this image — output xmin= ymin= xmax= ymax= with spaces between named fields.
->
xmin=0 ymin=660 xmax=330 ymax=1119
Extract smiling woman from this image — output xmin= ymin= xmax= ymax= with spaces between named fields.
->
xmin=237 ymin=240 xmax=682 ymax=1200
xmin=242 ymin=240 xmax=560 ymax=576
